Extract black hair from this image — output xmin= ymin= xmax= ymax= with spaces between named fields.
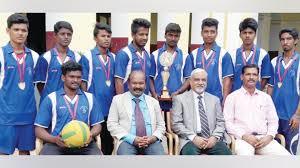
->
xmin=61 ymin=61 xmax=82 ymax=75
xmin=165 ymin=23 xmax=181 ymax=34
xmin=239 ymin=18 xmax=258 ymax=33
xmin=7 ymin=13 xmax=29 ymax=28
xmin=201 ymin=18 xmax=219 ymax=30
xmin=54 ymin=21 xmax=73 ymax=34
xmin=279 ymin=28 xmax=299 ymax=40
xmin=93 ymin=22 xmax=112 ymax=37
xmin=131 ymin=18 xmax=151 ymax=34
xmin=241 ymin=64 xmax=259 ymax=75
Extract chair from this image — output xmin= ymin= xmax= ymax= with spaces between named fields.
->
xmin=229 ymin=134 xmax=286 ymax=155
xmin=164 ymin=111 xmax=180 ymax=155
xmin=34 ymin=135 xmax=102 ymax=155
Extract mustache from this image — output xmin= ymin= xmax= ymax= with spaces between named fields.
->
xmin=133 ymin=88 xmax=144 ymax=91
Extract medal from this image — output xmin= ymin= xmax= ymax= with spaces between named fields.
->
xmin=18 ymin=82 xmax=26 ymax=90
xmin=63 ymin=95 xmax=79 ymax=120
xmin=98 ymin=51 xmax=111 ymax=87
xmin=15 ymin=51 xmax=26 ymax=90
xmin=105 ymin=80 xmax=111 ymax=86
xmin=277 ymin=82 xmax=282 ymax=88
xmin=201 ymin=49 xmax=216 ymax=70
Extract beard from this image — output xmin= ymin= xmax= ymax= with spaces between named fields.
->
xmin=194 ymin=86 xmax=206 ymax=94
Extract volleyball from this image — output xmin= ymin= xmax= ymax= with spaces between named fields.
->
xmin=61 ymin=120 xmax=91 ymax=148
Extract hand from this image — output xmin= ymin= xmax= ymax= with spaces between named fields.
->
xmin=289 ymin=114 xmax=300 ymax=130
xmin=254 ymin=135 xmax=273 ymax=149
xmin=152 ymin=93 xmax=159 ymax=100
xmin=193 ymin=136 xmax=208 ymax=149
xmin=171 ymin=91 xmax=180 ymax=98
xmin=133 ymin=136 xmax=148 ymax=148
xmin=83 ymin=134 xmax=93 ymax=147
xmin=242 ymin=134 xmax=259 ymax=147
xmin=203 ymin=136 xmax=217 ymax=149
xmin=144 ymin=136 xmax=158 ymax=145
xmin=54 ymin=135 xmax=67 ymax=148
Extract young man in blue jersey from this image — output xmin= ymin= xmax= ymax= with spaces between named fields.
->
xmin=150 ymin=23 xmax=190 ymax=110
xmin=114 ymin=18 xmax=152 ymax=95
xmin=230 ymin=18 xmax=272 ymax=92
xmin=83 ymin=23 xmax=115 ymax=155
xmin=35 ymin=61 xmax=104 ymax=155
xmin=185 ymin=18 xmax=234 ymax=104
xmin=268 ymin=28 xmax=300 ymax=154
xmin=34 ymin=21 xmax=87 ymax=101
xmin=0 ymin=13 xmax=39 ymax=155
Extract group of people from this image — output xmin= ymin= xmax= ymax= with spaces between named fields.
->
xmin=0 ymin=13 xmax=299 ymax=155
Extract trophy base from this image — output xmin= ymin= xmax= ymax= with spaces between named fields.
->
xmin=160 ymin=90 xmax=171 ymax=99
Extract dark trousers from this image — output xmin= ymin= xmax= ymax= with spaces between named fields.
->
xmin=101 ymin=117 xmax=114 ymax=155
xmin=180 ymin=141 xmax=232 ymax=155
xmin=278 ymin=119 xmax=299 ymax=155
xmin=40 ymin=141 xmax=102 ymax=155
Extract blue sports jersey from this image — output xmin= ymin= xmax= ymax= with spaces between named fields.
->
xmin=269 ymin=52 xmax=300 ymax=120
xmin=34 ymin=48 xmax=88 ymax=101
xmin=150 ymin=43 xmax=190 ymax=96
xmin=0 ymin=42 xmax=39 ymax=125
xmin=84 ymin=46 xmax=115 ymax=117
xmin=35 ymin=88 xmax=104 ymax=136
xmin=114 ymin=42 xmax=151 ymax=94
xmin=230 ymin=46 xmax=272 ymax=91
xmin=185 ymin=43 xmax=234 ymax=100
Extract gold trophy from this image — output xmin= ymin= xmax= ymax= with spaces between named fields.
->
xmin=159 ymin=51 xmax=174 ymax=99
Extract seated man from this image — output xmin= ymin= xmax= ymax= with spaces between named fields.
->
xmin=35 ymin=61 xmax=104 ymax=155
xmin=171 ymin=68 xmax=232 ymax=155
xmin=223 ymin=64 xmax=290 ymax=155
xmin=107 ymin=70 xmax=166 ymax=155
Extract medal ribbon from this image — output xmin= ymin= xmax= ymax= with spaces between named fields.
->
xmin=54 ymin=48 xmax=67 ymax=63
xmin=201 ymin=50 xmax=216 ymax=70
xmin=98 ymin=55 xmax=111 ymax=81
xmin=63 ymin=96 xmax=79 ymax=120
xmin=277 ymin=52 xmax=298 ymax=84
xmin=16 ymin=52 xmax=26 ymax=83
xmin=241 ymin=45 xmax=256 ymax=65
xmin=136 ymin=51 xmax=146 ymax=72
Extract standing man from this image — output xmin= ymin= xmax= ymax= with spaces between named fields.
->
xmin=107 ymin=70 xmax=166 ymax=155
xmin=0 ymin=13 xmax=39 ymax=155
xmin=34 ymin=21 xmax=87 ymax=101
xmin=185 ymin=18 xmax=234 ymax=104
xmin=150 ymin=23 xmax=190 ymax=100
xmin=35 ymin=61 xmax=104 ymax=155
xmin=114 ymin=18 xmax=152 ymax=95
xmin=83 ymin=23 xmax=115 ymax=155
xmin=230 ymin=18 xmax=272 ymax=92
xmin=268 ymin=28 xmax=300 ymax=154
xmin=224 ymin=64 xmax=290 ymax=155
xmin=171 ymin=68 xmax=232 ymax=155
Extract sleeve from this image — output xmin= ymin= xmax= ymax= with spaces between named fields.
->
xmin=79 ymin=55 xmax=89 ymax=82
xmin=261 ymin=54 xmax=272 ymax=79
xmin=223 ymin=94 xmax=245 ymax=139
xmin=267 ymin=58 xmax=276 ymax=86
xmin=34 ymin=96 xmax=53 ymax=128
xmin=211 ymin=98 xmax=226 ymax=138
xmin=121 ymin=134 xmax=136 ymax=145
xmin=114 ymin=51 xmax=129 ymax=79
xmin=183 ymin=54 xmax=194 ymax=78
xmin=149 ymin=53 xmax=156 ymax=78
xmin=265 ymin=95 xmax=279 ymax=137
xmin=33 ymin=55 xmax=48 ymax=83
xmin=90 ymin=96 xmax=104 ymax=126
xmin=222 ymin=52 xmax=234 ymax=78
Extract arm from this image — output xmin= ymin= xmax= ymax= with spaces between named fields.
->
xmin=211 ymin=97 xmax=225 ymax=139
xmin=172 ymin=78 xmax=190 ymax=97
xmin=149 ymin=77 xmax=158 ymax=99
xmin=33 ymin=55 xmax=48 ymax=95
xmin=90 ymin=124 xmax=102 ymax=139
xmin=260 ymin=53 xmax=272 ymax=91
xmin=81 ymin=81 xmax=87 ymax=91
xmin=265 ymin=95 xmax=279 ymax=137
xmin=37 ymin=83 xmax=45 ymax=95
xmin=222 ymin=77 xmax=232 ymax=105
xmin=35 ymin=126 xmax=66 ymax=148
xmin=115 ymin=77 xmax=124 ymax=94
xmin=290 ymin=100 xmax=300 ymax=130
xmin=152 ymin=99 xmax=166 ymax=140
xmin=261 ymin=78 xmax=268 ymax=91
xmin=221 ymin=52 xmax=234 ymax=104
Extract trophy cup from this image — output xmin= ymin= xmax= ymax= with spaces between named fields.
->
xmin=159 ymin=52 xmax=174 ymax=99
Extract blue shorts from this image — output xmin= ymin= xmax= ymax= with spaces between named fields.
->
xmin=0 ymin=124 xmax=35 ymax=154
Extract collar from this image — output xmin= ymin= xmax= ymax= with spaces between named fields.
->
xmin=58 ymin=87 xmax=83 ymax=96
xmin=5 ymin=42 xmax=31 ymax=54
xmin=192 ymin=90 xmax=205 ymax=99
xmin=92 ymin=46 xmax=111 ymax=57
xmin=128 ymin=42 xmax=146 ymax=53
xmin=240 ymin=86 xmax=259 ymax=95
xmin=199 ymin=42 xmax=218 ymax=52
xmin=161 ymin=43 xmax=180 ymax=53
xmin=279 ymin=51 xmax=299 ymax=61
xmin=130 ymin=92 xmax=146 ymax=102
xmin=51 ymin=47 xmax=73 ymax=57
